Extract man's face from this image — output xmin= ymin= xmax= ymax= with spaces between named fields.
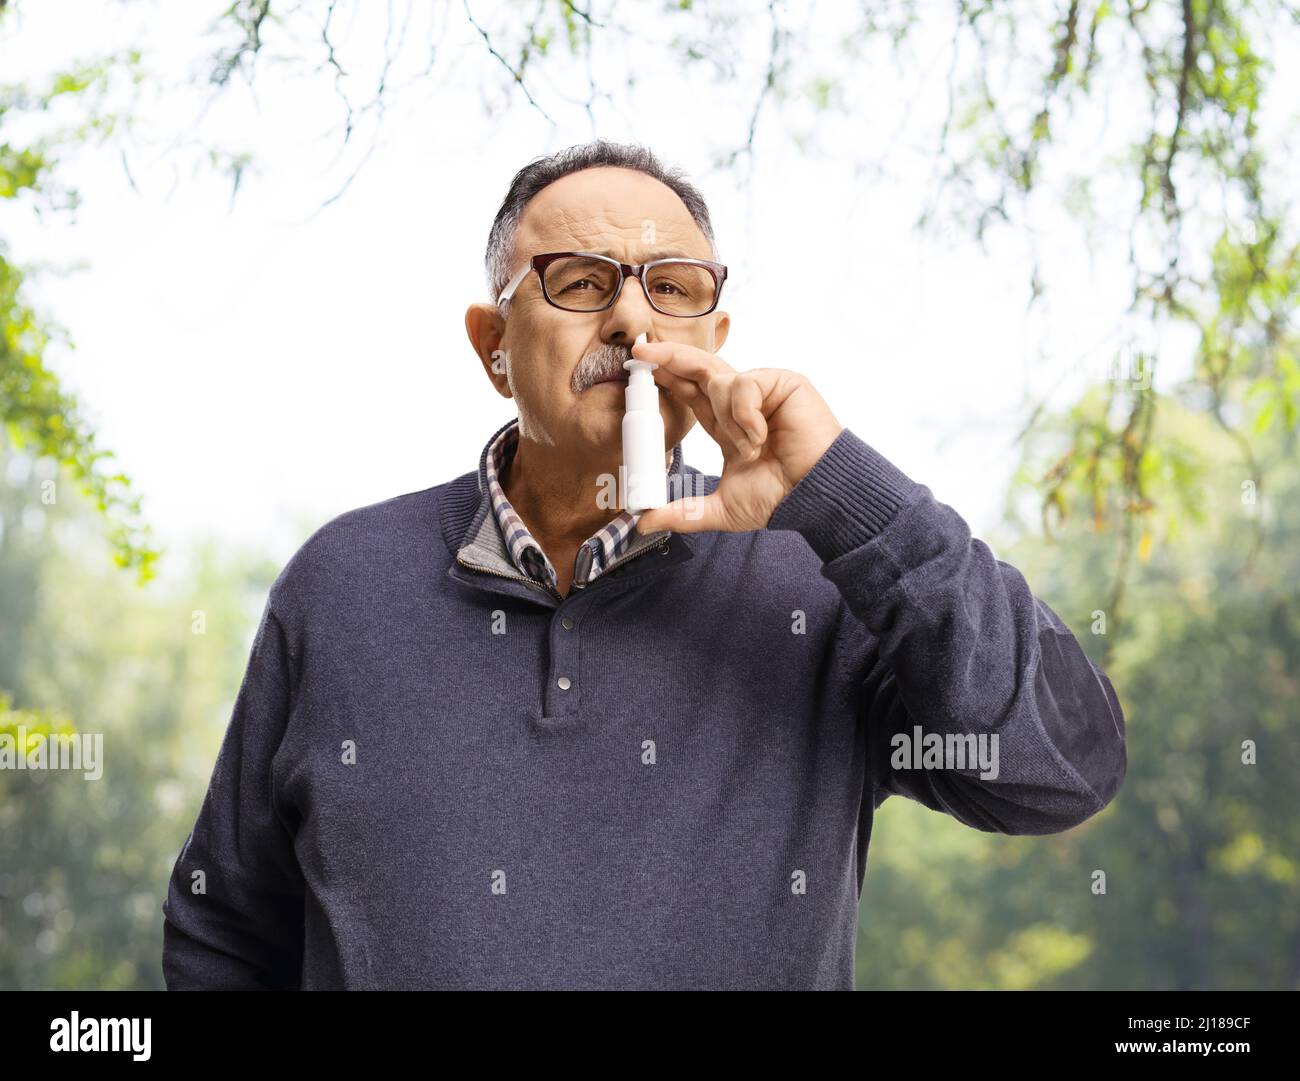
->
xmin=466 ymin=166 xmax=730 ymax=463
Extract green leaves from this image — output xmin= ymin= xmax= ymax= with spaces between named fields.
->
xmin=1 ymin=46 xmax=161 ymax=582
xmin=1248 ymin=353 xmax=1300 ymax=435
xmin=0 ymin=144 xmax=46 ymax=199
xmin=0 ymin=690 xmax=77 ymax=745
xmin=0 ymin=255 xmax=160 ymax=582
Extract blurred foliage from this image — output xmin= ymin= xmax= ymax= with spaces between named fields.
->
xmin=0 ymin=438 xmax=279 ymax=990
xmin=1 ymin=30 xmax=165 ymax=874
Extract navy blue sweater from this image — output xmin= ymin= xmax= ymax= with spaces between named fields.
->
xmin=161 ymin=421 xmax=1126 ymax=989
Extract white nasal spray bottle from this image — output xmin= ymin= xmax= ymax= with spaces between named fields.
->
xmin=622 ymin=333 xmax=667 ymax=513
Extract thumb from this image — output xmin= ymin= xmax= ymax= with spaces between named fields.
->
xmin=635 ymin=491 xmax=727 ymax=534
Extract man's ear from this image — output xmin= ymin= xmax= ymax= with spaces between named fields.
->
xmin=711 ymin=310 xmax=730 ymax=354
xmin=465 ymin=303 xmax=513 ymax=399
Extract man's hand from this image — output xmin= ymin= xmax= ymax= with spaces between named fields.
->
xmin=631 ymin=340 xmax=844 ymax=534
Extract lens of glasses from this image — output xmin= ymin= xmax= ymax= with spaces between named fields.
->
xmin=644 ymin=261 xmax=718 ymax=316
xmin=543 ymin=256 xmax=620 ymax=311
xmin=542 ymin=256 xmax=719 ymax=315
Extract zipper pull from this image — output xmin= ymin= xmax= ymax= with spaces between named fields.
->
xmin=571 ymin=542 xmax=595 ymax=589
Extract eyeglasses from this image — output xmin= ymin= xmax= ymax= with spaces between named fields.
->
xmin=497 ymin=251 xmax=728 ymax=317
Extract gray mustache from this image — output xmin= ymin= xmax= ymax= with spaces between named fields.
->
xmin=572 ymin=344 xmax=633 ymax=393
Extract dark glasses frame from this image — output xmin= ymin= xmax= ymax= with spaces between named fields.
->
xmin=496 ymin=251 xmax=729 ymax=317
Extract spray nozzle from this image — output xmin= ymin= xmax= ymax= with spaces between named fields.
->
xmin=623 ymin=336 xmax=660 ymax=411
xmin=625 ymin=332 xmax=657 ymax=380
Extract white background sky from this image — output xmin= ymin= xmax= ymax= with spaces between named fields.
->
xmin=2 ymin=0 xmax=1295 ymax=586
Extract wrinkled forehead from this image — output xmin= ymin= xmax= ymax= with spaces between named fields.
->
xmin=514 ymin=167 xmax=713 ymax=262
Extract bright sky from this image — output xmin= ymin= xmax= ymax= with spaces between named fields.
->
xmin=3 ymin=1 xmax=1294 ymax=587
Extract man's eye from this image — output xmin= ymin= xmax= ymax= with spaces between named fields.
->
xmin=562 ymin=279 xmax=594 ymax=292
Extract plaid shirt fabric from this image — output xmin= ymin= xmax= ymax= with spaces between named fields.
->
xmin=485 ymin=418 xmax=671 ymax=592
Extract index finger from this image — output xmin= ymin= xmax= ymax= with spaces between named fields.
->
xmin=631 ymin=340 xmax=734 ymax=390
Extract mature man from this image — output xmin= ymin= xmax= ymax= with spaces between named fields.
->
xmin=162 ymin=140 xmax=1126 ymax=990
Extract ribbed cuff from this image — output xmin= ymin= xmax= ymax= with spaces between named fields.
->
xmin=765 ymin=427 xmax=919 ymax=563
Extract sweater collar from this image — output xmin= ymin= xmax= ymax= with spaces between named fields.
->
xmin=485 ymin=417 xmax=674 ymax=590
xmin=439 ymin=416 xmax=706 ymax=585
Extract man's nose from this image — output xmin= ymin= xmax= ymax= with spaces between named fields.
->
xmin=604 ymin=273 xmax=656 ymax=343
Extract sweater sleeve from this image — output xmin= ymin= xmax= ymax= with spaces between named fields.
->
xmin=766 ymin=427 xmax=1127 ymax=834
xmin=161 ymin=592 xmax=306 ymax=988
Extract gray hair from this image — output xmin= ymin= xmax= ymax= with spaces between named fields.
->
xmin=484 ymin=139 xmax=719 ymax=304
